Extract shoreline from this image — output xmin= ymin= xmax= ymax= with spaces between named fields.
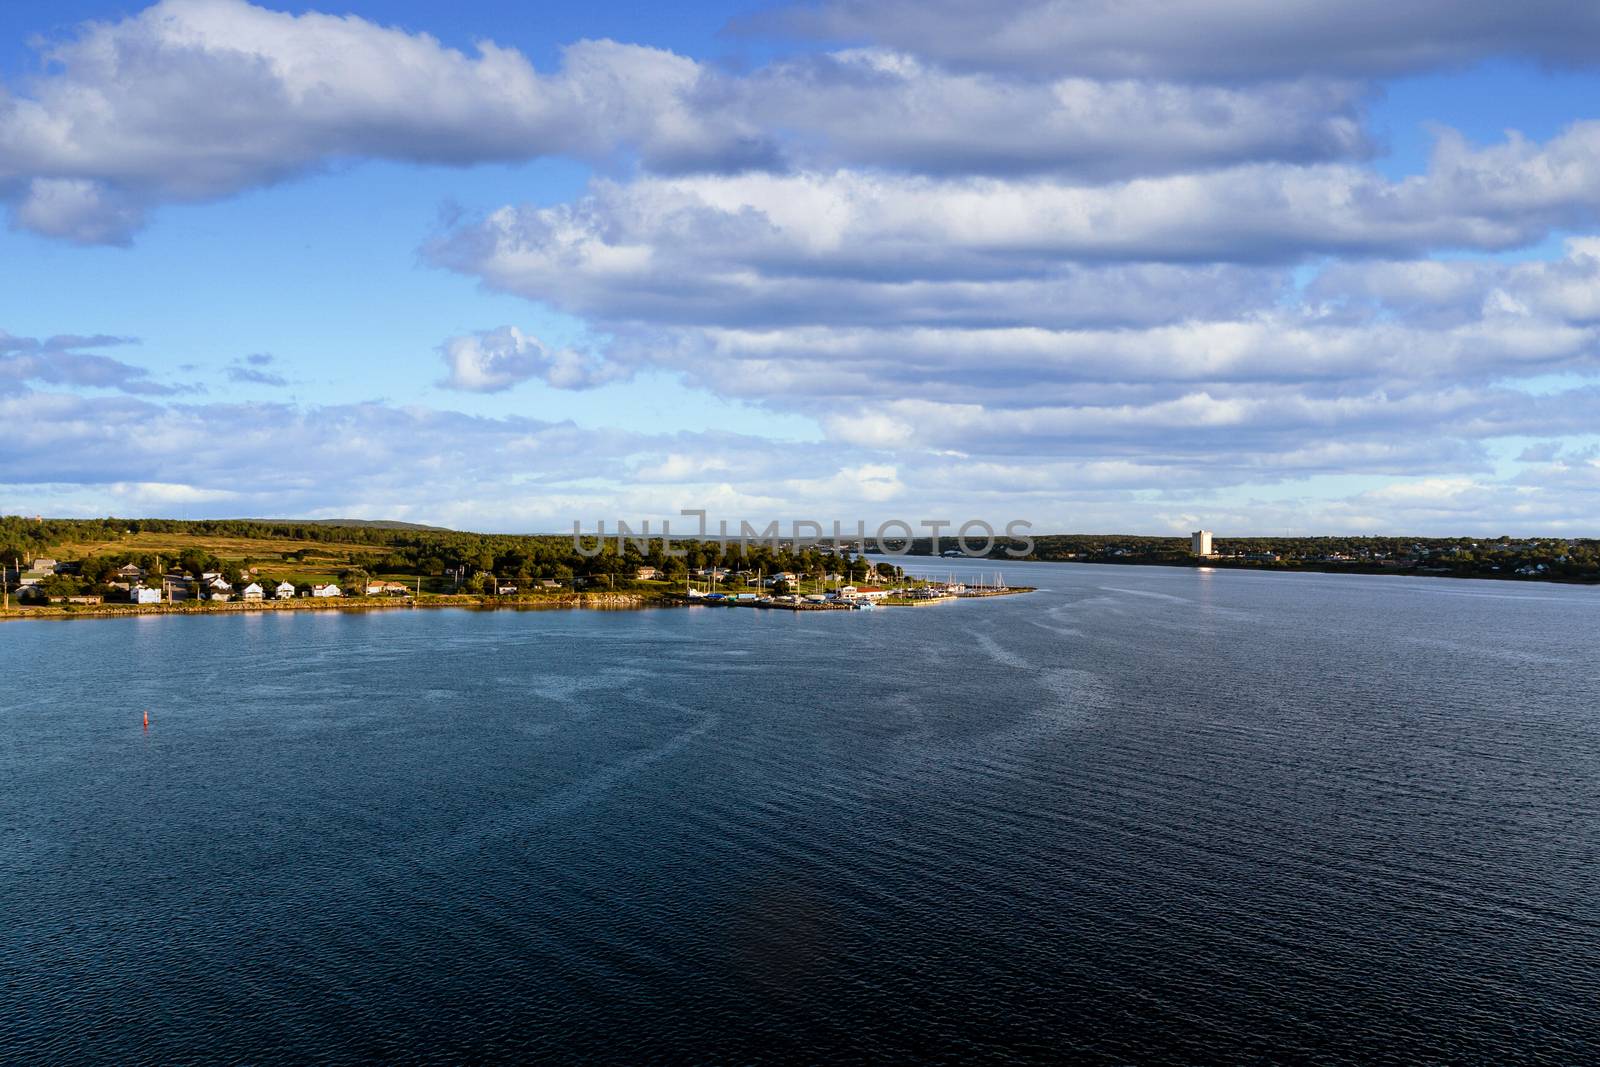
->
xmin=0 ymin=586 xmax=1035 ymax=623
xmin=897 ymin=555 xmax=1600 ymax=587
xmin=0 ymin=590 xmax=657 ymax=622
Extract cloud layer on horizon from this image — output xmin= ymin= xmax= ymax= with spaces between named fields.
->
xmin=7 ymin=379 xmax=1600 ymax=535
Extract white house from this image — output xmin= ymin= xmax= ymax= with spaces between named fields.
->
xmin=240 ymin=582 xmax=264 ymax=601
xmin=129 ymin=585 xmax=161 ymax=604
xmin=273 ymin=581 xmax=297 ymax=599
xmin=311 ymin=583 xmax=341 ymax=598
xmin=497 ymin=583 xmax=519 ymax=595
xmin=206 ymin=577 xmax=233 ymax=601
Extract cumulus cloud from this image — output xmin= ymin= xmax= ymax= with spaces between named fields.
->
xmin=431 ymin=177 xmax=1600 ymax=473
xmin=8 ymin=378 xmax=1600 ymax=534
xmin=10 ymin=179 xmax=146 ymax=246
xmin=0 ymin=0 xmax=1393 ymax=243
xmin=437 ymin=327 xmax=628 ymax=392
xmin=434 ymin=125 xmax=1600 ymax=311
xmin=427 ymin=159 xmax=1600 ymax=418
xmin=0 ymin=0 xmax=770 ymax=242
xmin=744 ymin=0 xmax=1600 ymax=80
xmin=1309 ymin=237 xmax=1600 ymax=325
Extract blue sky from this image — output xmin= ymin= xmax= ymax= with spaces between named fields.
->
xmin=4 ymin=0 xmax=1600 ymax=533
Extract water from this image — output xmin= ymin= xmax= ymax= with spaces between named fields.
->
xmin=3 ymin=562 xmax=1598 ymax=1063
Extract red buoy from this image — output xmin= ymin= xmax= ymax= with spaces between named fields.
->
xmin=143 ymin=710 xmax=149 ymax=730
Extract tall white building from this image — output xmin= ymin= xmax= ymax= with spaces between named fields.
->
xmin=1191 ymin=530 xmax=1214 ymax=557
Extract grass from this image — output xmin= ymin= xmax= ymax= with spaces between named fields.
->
xmin=45 ymin=531 xmax=390 ymax=566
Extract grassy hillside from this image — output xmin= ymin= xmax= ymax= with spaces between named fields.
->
xmin=44 ymin=531 xmax=393 ymax=564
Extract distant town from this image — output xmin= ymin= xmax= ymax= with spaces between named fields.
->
xmin=1020 ymin=529 xmax=1600 ymax=583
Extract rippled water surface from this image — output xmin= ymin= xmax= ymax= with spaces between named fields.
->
xmin=4 ymin=562 xmax=1599 ymax=1063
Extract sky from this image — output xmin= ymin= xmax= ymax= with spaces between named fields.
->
xmin=3 ymin=0 xmax=1600 ymax=535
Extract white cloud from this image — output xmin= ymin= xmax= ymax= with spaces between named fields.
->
xmin=437 ymin=326 xmax=626 ymax=392
xmin=0 ymin=0 xmax=769 ymax=242
xmin=108 ymin=481 xmax=239 ymax=503
xmin=434 ymin=126 xmax=1600 ymax=333
xmin=0 ymin=0 xmax=1386 ymax=243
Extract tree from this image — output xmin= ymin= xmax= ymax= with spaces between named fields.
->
xmin=177 ymin=548 xmax=220 ymax=578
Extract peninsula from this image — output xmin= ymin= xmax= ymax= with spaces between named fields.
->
xmin=0 ymin=516 xmax=1029 ymax=620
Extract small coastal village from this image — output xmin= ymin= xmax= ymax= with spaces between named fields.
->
xmin=3 ymin=554 xmax=1014 ymax=613
xmin=0 ymin=516 xmax=1029 ymax=619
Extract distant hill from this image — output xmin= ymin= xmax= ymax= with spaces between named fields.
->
xmin=240 ymin=518 xmax=454 ymax=532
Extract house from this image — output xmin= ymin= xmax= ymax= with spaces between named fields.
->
xmin=129 ymin=585 xmax=161 ymax=604
xmin=851 ymin=586 xmax=892 ymax=601
xmin=634 ymin=566 xmax=659 ymax=580
xmin=273 ymin=581 xmax=297 ymax=599
xmin=538 ymin=579 xmax=561 ymax=589
xmin=366 ymin=580 xmax=410 ymax=595
xmin=497 ymin=583 xmax=519 ymax=595
xmin=31 ymin=558 xmax=58 ymax=573
xmin=239 ymin=582 xmax=264 ymax=601
xmin=204 ymin=577 xmax=233 ymax=601
xmin=311 ymin=584 xmax=341 ymax=598
xmin=115 ymin=563 xmax=145 ymax=580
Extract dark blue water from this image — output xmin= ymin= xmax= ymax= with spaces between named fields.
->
xmin=4 ymin=562 xmax=1598 ymax=1063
